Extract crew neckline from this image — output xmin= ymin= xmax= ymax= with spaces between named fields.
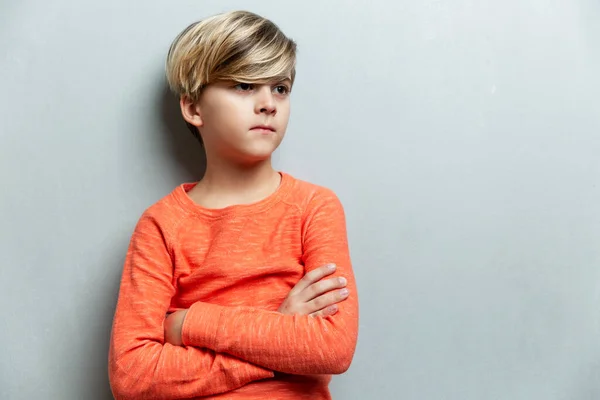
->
xmin=172 ymin=171 xmax=293 ymax=219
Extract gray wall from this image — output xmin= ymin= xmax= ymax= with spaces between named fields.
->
xmin=1 ymin=1 xmax=599 ymax=399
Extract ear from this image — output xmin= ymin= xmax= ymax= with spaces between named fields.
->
xmin=180 ymin=96 xmax=204 ymax=128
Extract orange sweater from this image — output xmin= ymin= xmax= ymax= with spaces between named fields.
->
xmin=108 ymin=172 xmax=359 ymax=399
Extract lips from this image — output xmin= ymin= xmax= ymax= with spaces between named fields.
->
xmin=250 ymin=125 xmax=275 ymax=132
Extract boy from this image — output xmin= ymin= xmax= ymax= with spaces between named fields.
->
xmin=108 ymin=10 xmax=358 ymax=399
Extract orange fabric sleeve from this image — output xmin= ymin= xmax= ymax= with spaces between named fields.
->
xmin=108 ymin=214 xmax=273 ymax=399
xmin=180 ymin=189 xmax=359 ymax=375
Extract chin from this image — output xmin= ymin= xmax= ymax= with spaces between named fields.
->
xmin=245 ymin=152 xmax=275 ymax=164
xmin=228 ymin=148 xmax=272 ymax=165
xmin=244 ymin=144 xmax=280 ymax=161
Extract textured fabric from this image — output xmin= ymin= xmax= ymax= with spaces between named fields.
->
xmin=108 ymin=172 xmax=359 ymax=399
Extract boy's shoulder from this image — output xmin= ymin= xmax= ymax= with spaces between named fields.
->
xmin=135 ymin=184 xmax=191 ymax=231
xmin=288 ymin=173 xmax=335 ymax=195
xmin=285 ymin=172 xmax=343 ymax=209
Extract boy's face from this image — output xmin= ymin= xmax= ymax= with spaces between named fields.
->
xmin=186 ymin=79 xmax=292 ymax=164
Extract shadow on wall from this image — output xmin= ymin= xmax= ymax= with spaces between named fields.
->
xmin=84 ymin=82 xmax=207 ymax=399
xmin=80 ymin=247 xmax=129 ymax=400
xmin=157 ymin=82 xmax=207 ymax=180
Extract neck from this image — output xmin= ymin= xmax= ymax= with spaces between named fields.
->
xmin=190 ymin=154 xmax=281 ymax=208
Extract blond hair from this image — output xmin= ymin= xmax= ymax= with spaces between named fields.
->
xmin=166 ymin=10 xmax=297 ymax=102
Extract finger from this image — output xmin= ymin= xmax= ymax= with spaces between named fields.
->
xmin=300 ymin=276 xmax=347 ymax=302
xmin=310 ymin=304 xmax=339 ymax=318
xmin=306 ymin=288 xmax=350 ymax=314
xmin=289 ymin=263 xmax=336 ymax=295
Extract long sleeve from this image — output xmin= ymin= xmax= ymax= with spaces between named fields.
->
xmin=181 ymin=189 xmax=359 ymax=375
xmin=108 ymin=213 xmax=274 ymax=400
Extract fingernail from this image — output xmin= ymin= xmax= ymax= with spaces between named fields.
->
xmin=329 ymin=305 xmax=338 ymax=313
xmin=338 ymin=277 xmax=347 ymax=285
xmin=328 ymin=263 xmax=336 ymax=271
xmin=340 ymin=288 xmax=349 ymax=296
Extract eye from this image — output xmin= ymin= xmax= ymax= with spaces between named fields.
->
xmin=273 ymin=85 xmax=290 ymax=95
xmin=234 ymin=83 xmax=254 ymax=91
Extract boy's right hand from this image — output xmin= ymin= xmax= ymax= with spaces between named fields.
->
xmin=277 ymin=264 xmax=349 ymax=318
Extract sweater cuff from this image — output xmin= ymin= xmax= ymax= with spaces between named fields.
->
xmin=181 ymin=301 xmax=221 ymax=349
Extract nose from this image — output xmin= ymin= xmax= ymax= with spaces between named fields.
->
xmin=255 ymin=86 xmax=276 ymax=115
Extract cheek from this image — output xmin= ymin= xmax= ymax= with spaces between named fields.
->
xmin=204 ymin=102 xmax=245 ymax=131
xmin=278 ymin=103 xmax=291 ymax=125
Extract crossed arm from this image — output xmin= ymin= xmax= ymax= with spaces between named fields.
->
xmin=108 ymin=191 xmax=358 ymax=399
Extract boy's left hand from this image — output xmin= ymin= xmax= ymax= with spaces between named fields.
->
xmin=164 ymin=309 xmax=188 ymax=345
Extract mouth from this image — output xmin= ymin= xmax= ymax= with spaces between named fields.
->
xmin=250 ymin=125 xmax=276 ymax=133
